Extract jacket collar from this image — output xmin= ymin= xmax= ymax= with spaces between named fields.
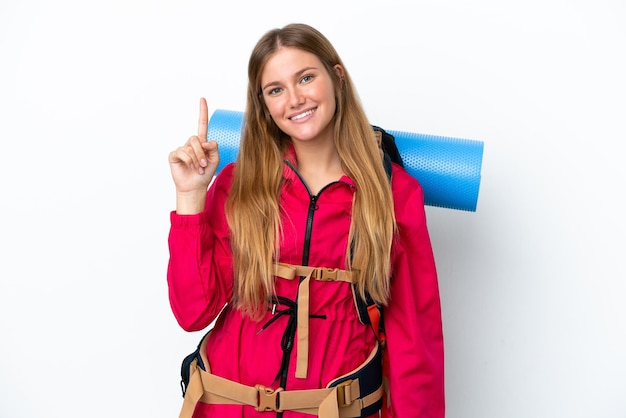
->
xmin=282 ymin=143 xmax=356 ymax=189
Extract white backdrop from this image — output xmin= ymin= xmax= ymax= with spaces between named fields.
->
xmin=1 ymin=1 xmax=625 ymax=417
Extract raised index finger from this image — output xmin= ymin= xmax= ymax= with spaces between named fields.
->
xmin=197 ymin=97 xmax=208 ymax=141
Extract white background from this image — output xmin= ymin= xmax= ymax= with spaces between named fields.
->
xmin=1 ymin=1 xmax=625 ymax=417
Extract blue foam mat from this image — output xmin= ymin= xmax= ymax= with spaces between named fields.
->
xmin=208 ymin=109 xmax=483 ymax=212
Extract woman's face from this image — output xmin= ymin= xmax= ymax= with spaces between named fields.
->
xmin=260 ymin=47 xmax=342 ymax=145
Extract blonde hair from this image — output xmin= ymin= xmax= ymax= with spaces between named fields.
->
xmin=226 ymin=23 xmax=396 ymax=318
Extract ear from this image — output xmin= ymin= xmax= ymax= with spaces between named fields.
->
xmin=333 ymin=64 xmax=345 ymax=85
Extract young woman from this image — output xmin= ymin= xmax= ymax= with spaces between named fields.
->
xmin=167 ymin=23 xmax=444 ymax=417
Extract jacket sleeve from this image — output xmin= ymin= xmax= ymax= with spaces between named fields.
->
xmin=385 ymin=166 xmax=445 ymax=417
xmin=167 ymin=166 xmax=234 ymax=332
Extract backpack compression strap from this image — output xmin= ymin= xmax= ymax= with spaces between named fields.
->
xmin=276 ymin=263 xmax=391 ymax=415
xmin=273 ymin=263 xmax=355 ymax=379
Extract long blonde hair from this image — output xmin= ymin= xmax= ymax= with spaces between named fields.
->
xmin=226 ymin=23 xmax=396 ymax=318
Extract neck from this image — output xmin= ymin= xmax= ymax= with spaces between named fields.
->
xmin=291 ymin=138 xmax=344 ymax=195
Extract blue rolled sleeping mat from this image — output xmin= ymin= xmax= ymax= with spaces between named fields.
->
xmin=207 ymin=109 xmax=484 ymax=212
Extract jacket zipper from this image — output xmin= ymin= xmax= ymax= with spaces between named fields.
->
xmin=284 ymin=160 xmax=353 ymax=266
xmin=302 ymin=194 xmax=317 ymax=267
xmin=276 ymin=161 xmax=353 ymax=417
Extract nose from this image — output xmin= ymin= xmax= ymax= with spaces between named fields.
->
xmin=288 ymin=88 xmax=305 ymax=108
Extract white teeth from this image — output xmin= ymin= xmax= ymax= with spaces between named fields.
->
xmin=290 ymin=109 xmax=315 ymax=120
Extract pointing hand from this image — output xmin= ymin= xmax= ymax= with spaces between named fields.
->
xmin=168 ymin=98 xmax=220 ymax=194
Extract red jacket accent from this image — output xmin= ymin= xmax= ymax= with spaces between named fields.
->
xmin=167 ymin=160 xmax=445 ymax=417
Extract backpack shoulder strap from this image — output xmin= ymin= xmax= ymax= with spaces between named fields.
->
xmin=353 ymin=289 xmax=386 ymax=343
xmin=353 ymin=125 xmax=398 ymax=330
xmin=372 ymin=124 xmax=404 ymax=167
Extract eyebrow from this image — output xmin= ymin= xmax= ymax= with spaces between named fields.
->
xmin=261 ymin=66 xmax=319 ymax=91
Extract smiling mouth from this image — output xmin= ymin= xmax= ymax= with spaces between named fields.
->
xmin=290 ymin=108 xmax=316 ymax=120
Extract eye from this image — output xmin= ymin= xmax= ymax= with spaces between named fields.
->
xmin=300 ymin=74 xmax=314 ymax=84
xmin=266 ymin=87 xmax=283 ymax=96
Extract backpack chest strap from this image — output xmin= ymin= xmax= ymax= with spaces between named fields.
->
xmin=274 ymin=263 xmax=355 ymax=283
xmin=273 ymin=263 xmax=355 ymax=379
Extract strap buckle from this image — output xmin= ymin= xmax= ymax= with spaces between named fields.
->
xmin=313 ymin=267 xmax=340 ymax=281
xmin=336 ymin=379 xmax=354 ymax=407
xmin=255 ymin=385 xmax=283 ymax=412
